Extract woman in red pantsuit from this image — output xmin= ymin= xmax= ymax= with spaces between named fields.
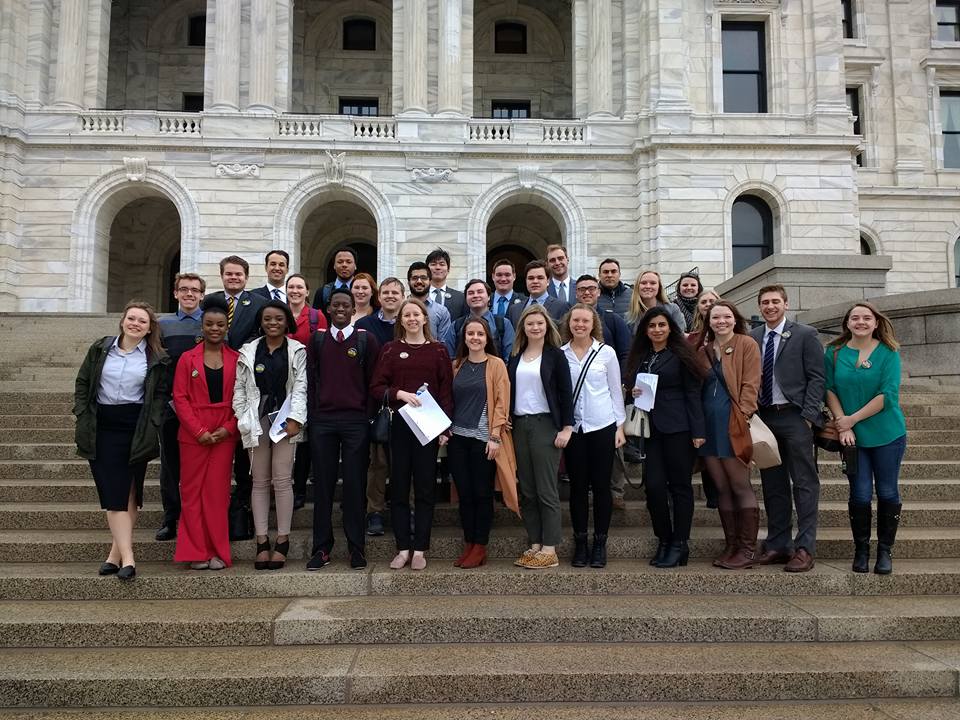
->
xmin=173 ymin=297 xmax=240 ymax=570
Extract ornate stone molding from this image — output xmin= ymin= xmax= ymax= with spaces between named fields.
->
xmin=518 ymin=164 xmax=540 ymax=189
xmin=216 ymin=163 xmax=261 ymax=178
xmin=123 ymin=157 xmax=147 ymax=182
xmin=324 ymin=151 xmax=346 ymax=184
xmin=411 ymin=167 xmax=454 ymax=183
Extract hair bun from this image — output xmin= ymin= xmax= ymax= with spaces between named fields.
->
xmin=201 ymin=295 xmax=230 ymax=314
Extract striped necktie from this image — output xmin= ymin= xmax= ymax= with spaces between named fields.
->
xmin=760 ymin=331 xmax=776 ymax=406
xmin=227 ymin=295 xmax=235 ymax=326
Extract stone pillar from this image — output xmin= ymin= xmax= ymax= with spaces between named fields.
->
xmin=805 ymin=0 xmax=848 ymax=131
xmin=587 ymin=0 xmax=613 ymax=116
xmin=247 ymin=0 xmax=276 ymax=113
xmin=402 ymin=0 xmax=428 ymax=114
xmin=210 ymin=0 xmax=241 ymax=110
xmin=52 ymin=0 xmax=88 ymax=108
xmin=437 ymin=0 xmax=463 ymax=115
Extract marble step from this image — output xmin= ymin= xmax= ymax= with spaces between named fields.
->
xmin=0 ymin=526 xmax=957 ymax=563
xmin=0 ymin=641 xmax=958 ymax=706
xmin=3 ymin=594 xmax=960 ymax=648
xmin=3 ymin=559 xmax=959 ymax=602
xmin=0 ymin=416 xmax=74 ymax=429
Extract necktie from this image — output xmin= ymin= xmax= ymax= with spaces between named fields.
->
xmin=272 ymin=288 xmax=281 ymax=301
xmin=532 ymin=297 xmax=540 ymax=306
xmin=558 ymin=282 xmax=566 ymax=300
xmin=760 ymin=331 xmax=776 ymax=406
xmin=336 ymin=329 xmax=345 ymax=343
xmin=227 ymin=296 xmax=235 ymax=326
xmin=433 ymin=288 xmax=444 ymax=305
xmin=497 ymin=296 xmax=507 ymax=316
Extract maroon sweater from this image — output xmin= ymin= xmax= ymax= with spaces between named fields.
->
xmin=369 ymin=340 xmax=454 ymax=418
xmin=307 ymin=328 xmax=381 ymax=421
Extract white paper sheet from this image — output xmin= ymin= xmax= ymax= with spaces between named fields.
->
xmin=268 ymin=396 xmax=294 ymax=443
xmin=398 ymin=387 xmax=451 ymax=446
xmin=633 ymin=372 xmax=659 ymax=412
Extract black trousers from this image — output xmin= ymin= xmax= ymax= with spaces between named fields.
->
xmin=293 ymin=440 xmax=311 ymax=498
xmin=158 ymin=414 xmax=181 ymax=525
xmin=310 ymin=420 xmax=369 ymax=556
xmin=447 ymin=434 xmax=496 ymax=545
xmin=644 ymin=428 xmax=695 ymax=541
xmin=565 ymin=423 xmax=616 ymax=536
xmin=389 ymin=418 xmax=439 ymax=551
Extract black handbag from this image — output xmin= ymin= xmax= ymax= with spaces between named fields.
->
xmin=370 ymin=390 xmax=392 ymax=444
xmin=228 ymin=497 xmax=253 ymax=541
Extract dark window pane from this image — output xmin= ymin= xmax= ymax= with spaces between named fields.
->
xmin=188 ymin=15 xmax=206 ymax=47
xmin=182 ymin=93 xmax=203 ymax=112
xmin=732 ymin=195 xmax=773 ymax=274
xmin=841 ymin=0 xmax=854 ymax=39
xmin=721 ymin=27 xmax=761 ymax=71
xmin=944 ymin=132 xmax=960 ymax=168
xmin=495 ymin=22 xmax=527 ymax=54
xmin=339 ymin=97 xmax=379 ymax=115
xmin=860 ymin=237 xmax=872 ymax=255
xmin=343 ymin=19 xmax=376 ymax=51
xmin=723 ymin=73 xmax=763 ymax=113
xmin=492 ymin=100 xmax=530 ymax=119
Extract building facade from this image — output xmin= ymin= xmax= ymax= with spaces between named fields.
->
xmin=0 ymin=0 xmax=957 ymax=312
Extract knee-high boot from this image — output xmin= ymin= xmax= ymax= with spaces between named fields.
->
xmin=874 ymin=500 xmax=901 ymax=575
xmin=720 ymin=507 xmax=758 ymax=570
xmin=714 ymin=509 xmax=738 ymax=567
xmin=848 ymin=501 xmax=872 ymax=573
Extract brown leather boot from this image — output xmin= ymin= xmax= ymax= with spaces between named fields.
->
xmin=713 ymin=509 xmax=739 ymax=567
xmin=720 ymin=507 xmax=759 ymax=570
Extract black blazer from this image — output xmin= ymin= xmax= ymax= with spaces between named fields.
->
xmin=211 ymin=290 xmax=268 ymax=351
xmin=507 ymin=345 xmax=574 ymax=431
xmin=632 ymin=348 xmax=705 ymax=437
xmin=251 ymin=285 xmax=283 ymax=302
xmin=431 ymin=287 xmax=467 ymax=321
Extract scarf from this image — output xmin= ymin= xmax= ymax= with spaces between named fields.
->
xmin=674 ymin=295 xmax=698 ymax=332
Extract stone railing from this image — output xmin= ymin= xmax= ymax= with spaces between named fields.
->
xmin=79 ymin=112 xmax=125 ymax=133
xmin=542 ymin=121 xmax=585 ymax=143
xmin=352 ymin=117 xmax=396 ymax=140
xmin=157 ymin=114 xmax=201 ymax=135
xmin=468 ymin=121 xmax=512 ymax=142
xmin=277 ymin=117 xmax=323 ymax=137
xmin=467 ymin=119 xmax=587 ymax=143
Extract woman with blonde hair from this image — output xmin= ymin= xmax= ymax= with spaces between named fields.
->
xmin=507 ymin=304 xmax=574 ymax=569
xmin=627 ymin=270 xmax=685 ymax=330
xmin=74 ymin=301 xmax=169 ymax=580
xmin=350 ymin=272 xmax=379 ymax=325
xmin=825 ymin=302 xmax=907 ymax=575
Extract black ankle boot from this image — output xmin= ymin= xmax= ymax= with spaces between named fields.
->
xmin=572 ymin=533 xmax=589 ymax=568
xmin=589 ymin=534 xmax=608 ymax=568
xmin=649 ymin=539 xmax=669 ymax=567
xmin=874 ymin=500 xmax=901 ymax=575
xmin=848 ymin=501 xmax=872 ymax=573
xmin=655 ymin=540 xmax=689 ymax=568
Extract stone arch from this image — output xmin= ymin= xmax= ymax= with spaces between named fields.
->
xmin=304 ymin=0 xmax=393 ymax=54
xmin=722 ymin=179 xmax=790 ymax=277
xmin=858 ymin=223 xmax=884 ymax=256
xmin=474 ymin=2 xmax=567 ymax=58
xmin=467 ymin=174 xmax=586 ymax=281
xmin=68 ymin=167 xmax=200 ymax=312
xmin=273 ymin=172 xmax=397 ymax=280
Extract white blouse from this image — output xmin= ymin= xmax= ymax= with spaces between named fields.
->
xmin=514 ymin=354 xmax=550 ymax=416
xmin=562 ymin=340 xmax=625 ymax=433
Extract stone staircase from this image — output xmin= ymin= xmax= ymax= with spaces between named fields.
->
xmin=1 ymin=314 xmax=960 ymax=719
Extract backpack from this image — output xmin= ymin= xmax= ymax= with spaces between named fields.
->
xmin=308 ymin=308 xmax=321 ymax=334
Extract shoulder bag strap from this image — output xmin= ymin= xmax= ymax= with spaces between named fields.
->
xmin=572 ymin=343 xmax=604 ymax=406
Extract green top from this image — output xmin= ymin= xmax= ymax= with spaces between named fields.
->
xmin=824 ymin=342 xmax=906 ymax=448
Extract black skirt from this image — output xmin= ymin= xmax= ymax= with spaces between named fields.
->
xmin=89 ymin=403 xmax=147 ymax=511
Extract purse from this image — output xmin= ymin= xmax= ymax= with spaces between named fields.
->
xmin=623 ymin=405 xmax=650 ymax=439
xmin=748 ymin=413 xmax=781 ymax=469
xmin=369 ymin=390 xmax=392 ymax=444
xmin=815 ymin=411 xmax=843 ymax=453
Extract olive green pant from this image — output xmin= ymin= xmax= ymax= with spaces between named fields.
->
xmin=513 ymin=414 xmax=562 ymax=546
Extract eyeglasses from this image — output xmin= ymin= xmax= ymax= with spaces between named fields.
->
xmin=409 ymin=275 xmax=430 ymax=282
xmin=576 ymin=286 xmax=599 ymax=294
xmin=176 ymin=287 xmax=202 ymax=295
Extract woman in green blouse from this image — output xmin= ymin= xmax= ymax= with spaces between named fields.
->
xmin=824 ymin=302 xmax=906 ymax=575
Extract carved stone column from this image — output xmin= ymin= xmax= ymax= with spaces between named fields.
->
xmin=211 ymin=0 xmax=241 ymax=110
xmin=247 ymin=0 xmax=276 ymax=113
xmin=402 ymin=0 xmax=428 ymax=114
xmin=52 ymin=0 xmax=88 ymax=108
xmin=437 ymin=0 xmax=463 ymax=115
xmin=587 ymin=0 xmax=613 ymax=116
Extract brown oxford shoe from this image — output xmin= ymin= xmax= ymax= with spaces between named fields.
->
xmin=755 ymin=548 xmax=791 ymax=565
xmin=784 ymin=548 xmax=815 ymax=573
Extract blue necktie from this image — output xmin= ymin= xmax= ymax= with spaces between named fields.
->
xmin=760 ymin=331 xmax=776 ymax=406
xmin=272 ymin=288 xmax=281 ymax=301
xmin=497 ymin=296 xmax=507 ymax=316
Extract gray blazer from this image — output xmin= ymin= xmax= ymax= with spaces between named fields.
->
xmin=508 ymin=295 xmax=570 ymax=328
xmin=750 ymin=320 xmax=826 ymax=426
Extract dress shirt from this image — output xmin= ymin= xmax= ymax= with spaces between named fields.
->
xmin=264 ymin=285 xmax=286 ymax=303
xmin=551 ymin=278 xmax=570 ymax=301
xmin=422 ymin=297 xmax=455 ymax=355
xmin=513 ymin=354 xmax=551 ymax=415
xmin=431 ymin=285 xmax=450 ymax=306
xmin=526 ymin=293 xmax=549 ymax=308
xmin=334 ymin=279 xmax=352 ymax=290
xmin=562 ymin=340 xmax=625 ymax=433
xmin=761 ymin=318 xmax=788 ymax=406
xmin=331 ymin=324 xmax=355 ymax=342
xmin=97 ymin=338 xmax=148 ymax=405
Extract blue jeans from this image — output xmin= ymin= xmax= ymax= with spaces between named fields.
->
xmin=848 ymin=435 xmax=906 ymax=505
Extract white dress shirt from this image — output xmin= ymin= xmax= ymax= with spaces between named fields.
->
xmin=264 ymin=284 xmax=286 ymax=303
xmin=562 ymin=340 xmax=625 ymax=432
xmin=97 ymin=338 xmax=148 ymax=405
xmin=331 ymin=324 xmax=355 ymax=342
xmin=761 ymin=318 xmax=788 ymax=405
xmin=514 ymin=354 xmax=550 ymax=416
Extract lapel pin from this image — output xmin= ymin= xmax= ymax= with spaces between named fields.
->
xmin=782 ymin=330 xmax=792 ymax=339
xmin=724 ymin=347 xmax=733 ymax=355
xmin=861 ymin=360 xmax=872 ymax=369
xmin=191 ymin=369 xmax=199 ymax=377
xmin=242 ymin=298 xmax=250 ymax=306
xmin=399 ymin=352 xmax=409 ymax=359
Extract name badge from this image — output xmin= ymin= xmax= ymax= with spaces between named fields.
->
xmin=191 ymin=369 xmax=199 ymax=378
xmin=255 ymin=363 xmax=266 ymax=373
xmin=399 ymin=352 xmax=409 ymax=359
xmin=347 ymin=348 xmax=359 ymax=358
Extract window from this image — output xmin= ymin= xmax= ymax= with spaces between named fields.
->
xmin=343 ymin=18 xmax=376 ymax=51
xmin=491 ymin=100 xmax=530 ymax=119
xmin=495 ymin=22 xmax=527 ymax=54
xmin=187 ymin=15 xmax=206 ymax=47
xmin=942 ymin=91 xmax=960 ymax=168
xmin=859 ymin=235 xmax=872 ymax=255
xmin=841 ymin=0 xmax=855 ymax=39
xmin=937 ymin=1 xmax=960 ymax=42
xmin=731 ymin=195 xmax=773 ymax=274
xmin=182 ymin=93 xmax=204 ymax=113
xmin=721 ymin=22 xmax=767 ymax=113
xmin=339 ymin=97 xmax=379 ymax=116
xmin=846 ymin=87 xmax=863 ymax=166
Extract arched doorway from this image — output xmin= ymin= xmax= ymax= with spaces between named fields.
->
xmin=486 ymin=203 xmax=563 ymax=291
xmin=299 ymin=200 xmax=378 ymax=290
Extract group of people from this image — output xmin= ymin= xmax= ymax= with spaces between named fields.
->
xmin=73 ymin=243 xmax=908 ymax=579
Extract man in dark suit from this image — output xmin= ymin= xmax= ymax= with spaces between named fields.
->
xmin=251 ymin=249 xmax=289 ymax=303
xmin=546 ymin=244 xmax=577 ymax=305
xmin=312 ymin=246 xmax=356 ymax=310
xmin=750 ymin=284 xmax=825 ymax=573
xmin=508 ymin=260 xmax=570 ymax=328
xmin=490 ymin=258 xmax=527 ymax=317
xmin=211 ymin=255 xmax=267 ymax=539
xmin=426 ymin=248 xmax=467 ymax=321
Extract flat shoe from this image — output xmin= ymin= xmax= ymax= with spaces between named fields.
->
xmin=190 ymin=561 xmax=210 ymax=570
xmin=208 ymin=557 xmax=226 ymax=571
xmin=98 ymin=562 xmax=120 ymax=576
xmin=411 ymin=553 xmax=427 ymax=571
xmin=116 ymin=565 xmax=136 ymax=581
xmin=389 ymin=552 xmax=410 ymax=570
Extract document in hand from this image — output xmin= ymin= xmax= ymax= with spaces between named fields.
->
xmin=633 ymin=372 xmax=659 ymax=412
xmin=268 ymin=396 xmax=294 ymax=443
xmin=398 ymin=388 xmax=452 ymax=446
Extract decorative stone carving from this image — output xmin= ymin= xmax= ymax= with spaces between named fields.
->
xmin=216 ymin=163 xmax=261 ymax=178
xmin=324 ymin=151 xmax=346 ymax=184
xmin=411 ymin=167 xmax=454 ymax=183
xmin=518 ymin=164 xmax=540 ymax=189
xmin=123 ymin=157 xmax=148 ymax=182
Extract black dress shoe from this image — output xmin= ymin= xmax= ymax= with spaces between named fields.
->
xmin=155 ymin=525 xmax=176 ymax=541
xmin=349 ymin=550 xmax=367 ymax=570
xmin=116 ymin=565 xmax=136 ymax=581
xmin=98 ymin=562 xmax=120 ymax=576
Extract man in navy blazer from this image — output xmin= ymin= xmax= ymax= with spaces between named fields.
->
xmin=546 ymin=244 xmax=577 ymax=305
xmin=750 ymin=284 xmax=825 ymax=573
xmin=509 ymin=260 xmax=569 ymax=328
xmin=490 ymin=258 xmax=527 ymax=317
xmin=426 ymin=248 xmax=467 ymax=321
xmin=250 ymin=250 xmax=289 ymax=303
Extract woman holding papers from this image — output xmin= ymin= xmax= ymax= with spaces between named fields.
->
xmin=172 ymin=296 xmax=239 ymax=570
xmin=696 ymin=301 xmax=761 ymax=570
xmin=507 ymin=305 xmax=574 ymax=570
xmin=369 ymin=298 xmax=454 ymax=571
xmin=233 ymin=300 xmax=307 ymax=570
xmin=627 ymin=308 xmax=706 ymax=568
xmin=449 ymin=317 xmax=517 ymax=569
xmin=561 ymin=305 xmax=626 ymax=569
